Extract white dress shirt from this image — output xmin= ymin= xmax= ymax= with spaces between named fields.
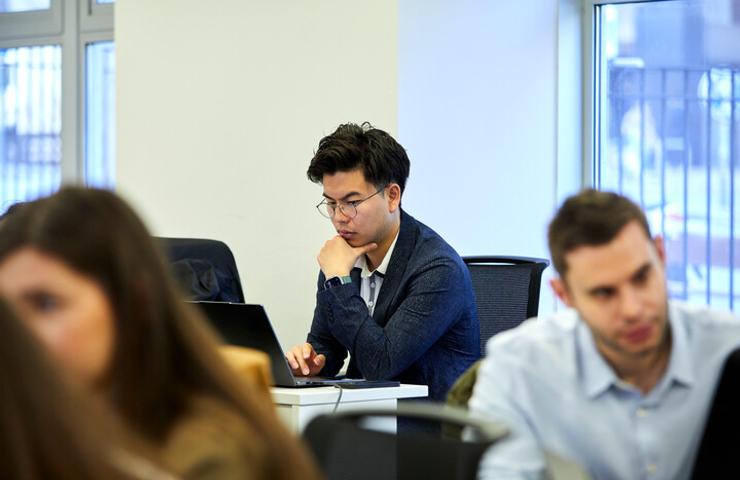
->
xmin=353 ymin=230 xmax=399 ymax=316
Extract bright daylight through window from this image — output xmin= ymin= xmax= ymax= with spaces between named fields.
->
xmin=594 ymin=0 xmax=740 ymax=310
xmin=0 ymin=0 xmax=114 ymax=213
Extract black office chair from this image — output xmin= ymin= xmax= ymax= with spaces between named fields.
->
xmin=463 ymin=256 xmax=549 ymax=355
xmin=442 ymin=257 xmax=548 ymax=439
xmin=303 ymin=402 xmax=507 ymax=480
xmin=155 ymin=237 xmax=245 ymax=303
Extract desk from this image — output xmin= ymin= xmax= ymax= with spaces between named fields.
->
xmin=271 ymin=384 xmax=428 ymax=433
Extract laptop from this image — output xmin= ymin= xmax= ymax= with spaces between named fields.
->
xmin=190 ymin=301 xmax=379 ymax=388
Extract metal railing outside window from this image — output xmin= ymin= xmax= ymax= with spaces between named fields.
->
xmin=592 ymin=0 xmax=740 ymax=311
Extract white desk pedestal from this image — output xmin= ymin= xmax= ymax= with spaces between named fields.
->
xmin=271 ymin=384 xmax=428 ymax=434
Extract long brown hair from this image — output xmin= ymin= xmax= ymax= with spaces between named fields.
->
xmin=0 ymin=297 xmax=142 ymax=479
xmin=0 ymin=187 xmax=320 ymax=479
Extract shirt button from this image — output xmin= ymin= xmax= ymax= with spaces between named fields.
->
xmin=646 ymin=463 xmax=657 ymax=474
xmin=368 ymin=301 xmax=374 ymax=307
xmin=636 ymin=408 xmax=647 ymax=417
xmin=370 ymin=282 xmax=376 ymax=288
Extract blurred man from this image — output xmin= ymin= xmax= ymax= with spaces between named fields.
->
xmin=470 ymin=189 xmax=740 ymax=479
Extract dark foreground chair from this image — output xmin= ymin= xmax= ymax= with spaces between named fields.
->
xmin=691 ymin=347 xmax=740 ymax=478
xmin=156 ymin=237 xmax=245 ymax=303
xmin=303 ymin=402 xmax=507 ymax=480
xmin=463 ymin=256 xmax=549 ymax=354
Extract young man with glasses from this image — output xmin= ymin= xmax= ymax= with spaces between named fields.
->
xmin=285 ymin=122 xmax=480 ymax=402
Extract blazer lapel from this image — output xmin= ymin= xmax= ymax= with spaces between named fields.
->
xmin=351 ymin=267 xmax=362 ymax=295
xmin=372 ymin=210 xmax=417 ymax=327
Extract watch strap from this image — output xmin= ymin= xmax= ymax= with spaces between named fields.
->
xmin=324 ymin=275 xmax=352 ymax=290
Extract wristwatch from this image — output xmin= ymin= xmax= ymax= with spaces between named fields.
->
xmin=324 ymin=275 xmax=352 ymax=290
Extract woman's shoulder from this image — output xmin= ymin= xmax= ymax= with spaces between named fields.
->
xmin=161 ymin=394 xmax=268 ymax=480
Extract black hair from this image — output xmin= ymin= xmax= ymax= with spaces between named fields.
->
xmin=307 ymin=122 xmax=410 ymax=193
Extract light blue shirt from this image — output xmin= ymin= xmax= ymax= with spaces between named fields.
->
xmin=469 ymin=302 xmax=740 ymax=480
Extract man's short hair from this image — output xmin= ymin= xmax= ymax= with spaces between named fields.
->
xmin=307 ymin=122 xmax=410 ymax=193
xmin=548 ymin=189 xmax=652 ymax=275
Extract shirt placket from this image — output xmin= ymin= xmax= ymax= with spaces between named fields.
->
xmin=367 ymin=273 xmax=379 ymax=316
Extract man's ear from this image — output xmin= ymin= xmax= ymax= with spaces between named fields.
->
xmin=653 ymin=234 xmax=666 ymax=265
xmin=386 ymin=184 xmax=402 ymax=212
xmin=550 ymin=277 xmax=574 ymax=308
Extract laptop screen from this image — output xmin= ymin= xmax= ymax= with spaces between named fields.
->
xmin=188 ymin=301 xmax=298 ymax=386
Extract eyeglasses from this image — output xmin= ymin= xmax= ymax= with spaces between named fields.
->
xmin=316 ymin=187 xmax=386 ymax=219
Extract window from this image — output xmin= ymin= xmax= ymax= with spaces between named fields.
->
xmin=591 ymin=0 xmax=740 ymax=309
xmin=0 ymin=0 xmax=114 ymax=213
xmin=0 ymin=45 xmax=62 ymax=203
xmin=0 ymin=0 xmax=50 ymax=13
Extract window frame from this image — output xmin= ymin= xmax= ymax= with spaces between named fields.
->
xmin=0 ymin=0 xmax=113 ymax=186
xmin=0 ymin=3 xmax=62 ymax=41
xmin=582 ymin=0 xmax=675 ymax=187
xmin=81 ymin=0 xmax=113 ymax=33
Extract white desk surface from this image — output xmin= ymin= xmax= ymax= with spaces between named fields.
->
xmin=271 ymin=383 xmax=428 ymax=406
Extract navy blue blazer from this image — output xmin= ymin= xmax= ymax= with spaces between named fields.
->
xmin=308 ymin=210 xmax=480 ymax=402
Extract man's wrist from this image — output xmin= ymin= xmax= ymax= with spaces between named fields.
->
xmin=323 ymin=275 xmax=352 ymax=290
xmin=321 ymin=267 xmax=352 ymax=279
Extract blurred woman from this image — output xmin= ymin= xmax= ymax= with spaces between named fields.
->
xmin=0 ymin=297 xmax=172 ymax=479
xmin=0 ymin=188 xmax=321 ymax=480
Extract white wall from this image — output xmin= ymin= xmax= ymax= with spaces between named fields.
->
xmin=398 ymin=0 xmax=565 ymax=313
xmin=117 ymin=1 xmax=581 ymax=345
xmin=116 ymin=0 xmax=397 ymax=349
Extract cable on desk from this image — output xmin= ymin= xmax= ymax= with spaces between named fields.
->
xmin=332 ymin=384 xmax=344 ymax=413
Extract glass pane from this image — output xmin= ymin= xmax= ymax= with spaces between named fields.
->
xmin=0 ymin=45 xmax=61 ymax=214
xmin=595 ymin=0 xmax=740 ymax=310
xmin=96 ymin=0 xmax=114 ymax=4
xmin=85 ymin=41 xmax=115 ymax=189
xmin=0 ymin=0 xmax=50 ymax=13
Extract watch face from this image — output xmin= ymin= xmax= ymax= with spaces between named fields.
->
xmin=324 ymin=276 xmax=342 ymax=289
xmin=324 ymin=275 xmax=351 ymax=290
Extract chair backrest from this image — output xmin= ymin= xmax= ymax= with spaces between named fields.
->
xmin=155 ymin=237 xmax=245 ymax=303
xmin=303 ymin=403 xmax=507 ymax=480
xmin=463 ymin=256 xmax=549 ymax=354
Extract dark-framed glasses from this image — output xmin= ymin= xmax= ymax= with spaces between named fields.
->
xmin=316 ymin=186 xmax=386 ymax=219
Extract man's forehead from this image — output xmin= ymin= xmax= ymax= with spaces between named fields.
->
xmin=563 ymin=222 xmax=654 ymax=286
xmin=322 ymin=170 xmax=373 ymax=197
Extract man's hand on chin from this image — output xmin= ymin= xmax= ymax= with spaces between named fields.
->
xmin=318 ymin=235 xmax=377 ymax=278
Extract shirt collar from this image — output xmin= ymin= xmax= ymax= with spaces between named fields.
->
xmin=354 ymin=229 xmax=400 ymax=279
xmin=578 ymin=302 xmax=694 ymax=399
xmin=577 ymin=320 xmax=616 ymax=399
xmin=663 ymin=302 xmax=694 ymax=388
